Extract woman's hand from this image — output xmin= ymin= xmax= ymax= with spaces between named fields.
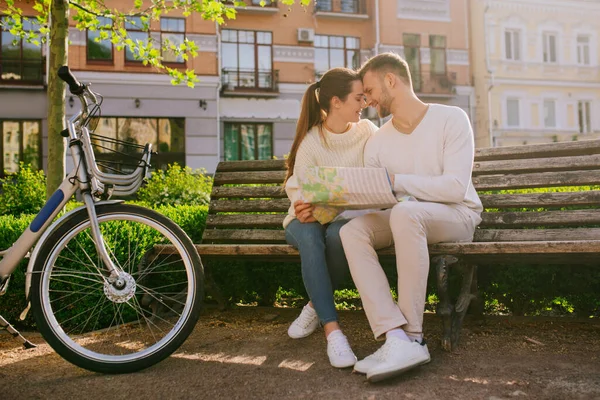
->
xmin=294 ymin=200 xmax=317 ymax=223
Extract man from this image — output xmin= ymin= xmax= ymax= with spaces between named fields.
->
xmin=339 ymin=52 xmax=483 ymax=382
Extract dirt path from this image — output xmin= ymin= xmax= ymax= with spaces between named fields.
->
xmin=1 ymin=307 xmax=599 ymax=400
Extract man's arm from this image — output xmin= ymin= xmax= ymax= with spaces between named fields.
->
xmin=393 ymin=109 xmax=475 ymax=203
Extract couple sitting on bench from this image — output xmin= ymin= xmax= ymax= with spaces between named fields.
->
xmin=283 ymin=52 xmax=483 ymax=383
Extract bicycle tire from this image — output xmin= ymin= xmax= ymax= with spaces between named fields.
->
xmin=31 ymin=203 xmax=203 ymax=373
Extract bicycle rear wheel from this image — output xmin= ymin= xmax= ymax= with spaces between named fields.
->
xmin=31 ymin=203 xmax=203 ymax=373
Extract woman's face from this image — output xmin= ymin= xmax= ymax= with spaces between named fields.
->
xmin=334 ymin=80 xmax=367 ymax=123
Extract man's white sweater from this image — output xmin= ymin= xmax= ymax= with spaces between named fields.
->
xmin=364 ymin=104 xmax=483 ymax=222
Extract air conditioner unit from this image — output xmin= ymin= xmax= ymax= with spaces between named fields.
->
xmin=297 ymin=28 xmax=315 ymax=43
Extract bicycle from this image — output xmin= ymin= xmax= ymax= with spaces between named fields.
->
xmin=0 ymin=66 xmax=204 ymax=374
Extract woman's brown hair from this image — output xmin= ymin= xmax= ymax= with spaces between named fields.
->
xmin=284 ymin=67 xmax=360 ymax=183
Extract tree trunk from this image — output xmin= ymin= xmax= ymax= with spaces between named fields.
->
xmin=46 ymin=0 xmax=68 ymax=198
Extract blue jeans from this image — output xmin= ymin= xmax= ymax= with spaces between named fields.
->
xmin=285 ymin=219 xmax=350 ymax=325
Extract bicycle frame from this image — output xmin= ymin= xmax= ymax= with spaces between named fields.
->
xmin=0 ymin=82 xmax=152 ymax=303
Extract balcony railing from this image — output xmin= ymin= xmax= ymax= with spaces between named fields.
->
xmin=315 ymin=0 xmax=367 ymax=14
xmin=0 ymin=59 xmax=45 ymax=85
xmin=414 ymin=72 xmax=456 ymax=96
xmin=221 ymin=68 xmax=279 ymax=94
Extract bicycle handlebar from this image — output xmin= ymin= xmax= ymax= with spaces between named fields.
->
xmin=58 ymin=65 xmax=85 ymax=95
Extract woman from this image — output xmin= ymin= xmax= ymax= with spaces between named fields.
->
xmin=283 ymin=67 xmax=378 ymax=368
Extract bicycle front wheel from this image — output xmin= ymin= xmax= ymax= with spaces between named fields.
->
xmin=31 ymin=203 xmax=203 ymax=373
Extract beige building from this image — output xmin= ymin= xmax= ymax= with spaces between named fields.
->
xmin=471 ymin=0 xmax=600 ymax=148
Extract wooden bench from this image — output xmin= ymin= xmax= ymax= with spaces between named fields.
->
xmin=195 ymin=139 xmax=600 ymax=351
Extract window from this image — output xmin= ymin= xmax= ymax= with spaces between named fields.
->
xmin=429 ymin=35 xmax=446 ymax=75
xmin=543 ymin=32 xmax=557 ymax=63
xmin=1 ymin=120 xmax=41 ymax=175
xmin=314 ymin=35 xmax=360 ymax=76
xmin=0 ymin=17 xmax=44 ymax=83
xmin=125 ymin=17 xmax=149 ymax=62
xmin=506 ymin=98 xmax=520 ymax=127
xmin=87 ymin=16 xmax=113 ymax=62
xmin=578 ymin=101 xmax=592 ymax=133
xmin=504 ymin=29 xmax=521 ymax=61
xmin=543 ymin=100 xmax=556 ymax=128
xmin=221 ymin=30 xmax=274 ymax=90
xmin=224 ymin=123 xmax=272 ymax=161
xmin=315 ymin=0 xmax=363 ymax=13
xmin=93 ymin=117 xmax=185 ymax=171
xmin=161 ymin=18 xmax=185 ymax=63
xmin=577 ymin=35 xmax=590 ymax=65
xmin=403 ymin=33 xmax=421 ymax=91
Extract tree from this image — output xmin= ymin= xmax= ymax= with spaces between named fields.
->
xmin=0 ymin=0 xmax=311 ymax=197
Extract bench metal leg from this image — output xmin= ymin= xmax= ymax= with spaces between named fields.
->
xmin=451 ymin=263 xmax=477 ymax=350
xmin=0 ymin=315 xmax=37 ymax=349
xmin=204 ymin=263 xmax=227 ymax=311
xmin=434 ymin=255 xmax=458 ymax=352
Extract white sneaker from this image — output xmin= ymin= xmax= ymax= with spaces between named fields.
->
xmin=353 ymin=344 xmax=388 ymax=374
xmin=365 ymin=338 xmax=431 ymax=382
xmin=287 ymin=304 xmax=319 ymax=339
xmin=327 ymin=332 xmax=357 ymax=368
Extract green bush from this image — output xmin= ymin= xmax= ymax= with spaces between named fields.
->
xmin=0 ymin=163 xmax=46 ymax=216
xmin=137 ymin=164 xmax=213 ymax=207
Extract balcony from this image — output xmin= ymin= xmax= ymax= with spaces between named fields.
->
xmin=221 ymin=68 xmax=279 ymax=97
xmin=226 ymin=0 xmax=279 ymax=14
xmin=0 ymin=59 xmax=46 ymax=86
xmin=315 ymin=0 xmax=368 ymax=19
xmin=414 ymin=72 xmax=456 ymax=96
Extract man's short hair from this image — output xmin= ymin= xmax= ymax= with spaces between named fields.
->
xmin=358 ymin=52 xmax=412 ymax=87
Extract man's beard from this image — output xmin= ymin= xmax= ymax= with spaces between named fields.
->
xmin=377 ymin=88 xmax=393 ymax=118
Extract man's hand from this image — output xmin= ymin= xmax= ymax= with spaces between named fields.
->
xmin=294 ymin=200 xmax=317 ymax=223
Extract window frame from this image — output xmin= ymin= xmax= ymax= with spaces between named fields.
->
xmin=429 ymin=34 xmax=447 ymax=75
xmin=0 ymin=119 xmax=43 ymax=176
xmin=403 ymin=33 xmax=421 ymax=92
xmin=576 ymin=34 xmax=591 ymax=66
xmin=0 ymin=16 xmax=45 ymax=84
xmin=542 ymin=31 xmax=558 ymax=64
xmin=93 ymin=117 xmax=186 ymax=171
xmin=221 ymin=29 xmax=274 ymax=91
xmin=504 ymin=29 xmax=521 ymax=61
xmin=506 ymin=98 xmax=521 ymax=128
xmin=543 ymin=99 xmax=556 ymax=129
xmin=160 ymin=17 xmax=186 ymax=65
xmin=578 ymin=100 xmax=592 ymax=134
xmin=223 ymin=122 xmax=274 ymax=161
xmin=313 ymin=34 xmax=360 ymax=76
xmin=124 ymin=16 xmax=150 ymax=64
xmin=86 ymin=16 xmax=114 ymax=64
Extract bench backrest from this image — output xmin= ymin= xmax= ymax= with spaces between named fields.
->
xmin=203 ymin=139 xmax=600 ymax=245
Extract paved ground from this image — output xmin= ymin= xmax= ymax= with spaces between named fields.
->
xmin=1 ymin=307 xmax=599 ymax=400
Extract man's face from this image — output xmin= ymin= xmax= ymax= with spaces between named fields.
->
xmin=362 ymin=70 xmax=393 ymax=118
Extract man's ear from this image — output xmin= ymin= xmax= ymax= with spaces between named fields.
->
xmin=384 ymin=72 xmax=396 ymax=89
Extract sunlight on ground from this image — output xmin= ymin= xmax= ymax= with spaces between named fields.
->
xmin=173 ymin=351 xmax=267 ymax=366
xmin=448 ymin=375 xmax=525 ymax=386
xmin=277 ymin=359 xmax=314 ymax=372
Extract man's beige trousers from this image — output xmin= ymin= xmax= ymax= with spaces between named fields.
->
xmin=339 ymin=201 xmax=478 ymax=339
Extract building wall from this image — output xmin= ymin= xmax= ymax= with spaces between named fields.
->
xmin=477 ymin=0 xmax=600 ymax=147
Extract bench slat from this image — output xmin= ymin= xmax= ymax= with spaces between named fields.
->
xmin=209 ymin=199 xmax=290 ymax=213
xmin=204 ymin=210 xmax=600 ymax=229
xmin=202 ymin=229 xmax=285 ymax=243
xmin=193 ymin=240 xmax=600 ymax=257
xmin=472 ymin=170 xmax=600 ymax=190
xmin=475 ymin=139 xmax=600 ymax=161
xmin=214 ymin=171 xmax=286 ymax=185
xmin=481 ymin=209 xmax=600 ymax=227
xmin=480 ymin=191 xmax=600 ymax=209
xmin=216 ymin=159 xmax=286 ymax=172
xmin=205 ymin=214 xmax=285 ymax=228
xmin=473 ymin=155 xmax=600 ymax=176
xmin=474 ymin=228 xmax=600 ymax=242
xmin=210 ymin=186 xmax=287 ymax=199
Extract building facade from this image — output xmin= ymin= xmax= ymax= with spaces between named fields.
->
xmin=471 ymin=0 xmax=600 ymax=148
xmin=0 ymin=0 xmax=473 ymax=175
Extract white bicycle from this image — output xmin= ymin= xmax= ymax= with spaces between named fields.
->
xmin=0 ymin=66 xmax=204 ymax=374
